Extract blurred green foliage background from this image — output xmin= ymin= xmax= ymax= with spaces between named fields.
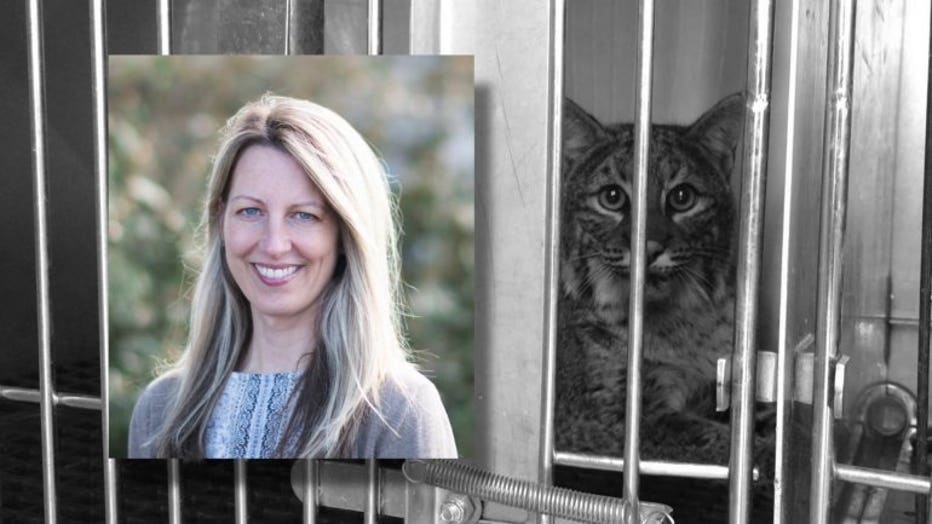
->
xmin=108 ymin=56 xmax=474 ymax=457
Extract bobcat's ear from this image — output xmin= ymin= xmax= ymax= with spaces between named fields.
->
xmin=563 ymin=98 xmax=608 ymax=163
xmin=685 ymin=93 xmax=744 ymax=177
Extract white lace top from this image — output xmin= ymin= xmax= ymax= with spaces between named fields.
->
xmin=204 ymin=371 xmax=301 ymax=458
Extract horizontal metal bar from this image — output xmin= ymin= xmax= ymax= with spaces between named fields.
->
xmin=56 ymin=394 xmax=103 ymax=410
xmin=839 ymin=315 xmax=932 ymax=327
xmin=554 ymin=451 xmax=759 ymax=481
xmin=836 ymin=464 xmax=931 ymax=495
xmin=0 ymin=386 xmax=102 ymax=410
xmin=291 ymin=461 xmax=406 ymax=518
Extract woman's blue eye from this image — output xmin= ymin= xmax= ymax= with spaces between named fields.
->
xmin=295 ymin=211 xmax=316 ymax=221
xmin=240 ymin=207 xmax=261 ymax=217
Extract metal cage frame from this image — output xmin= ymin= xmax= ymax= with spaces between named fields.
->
xmin=3 ymin=1 xmax=932 ymax=523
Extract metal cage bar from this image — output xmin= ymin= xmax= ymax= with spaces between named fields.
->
xmin=623 ymin=1 xmax=655 ymax=522
xmin=915 ymin=4 xmax=932 ymax=522
xmin=26 ymin=0 xmax=57 ymax=522
xmin=235 ymin=460 xmax=248 ymax=523
xmin=302 ymin=459 xmax=319 ymax=524
xmin=90 ymin=0 xmax=117 ymax=520
xmin=537 ymin=1 xmax=565 ymax=522
xmin=285 ymin=0 xmax=294 ymax=54
xmin=0 ymin=387 xmax=102 ymax=409
xmin=729 ymin=1 xmax=774 ymax=522
xmin=365 ymin=459 xmax=379 ymax=524
xmin=772 ymin=1 xmax=806 ymax=521
xmin=409 ymin=0 xmax=440 ymax=54
xmin=157 ymin=8 xmax=177 ymax=519
xmin=158 ymin=0 xmax=170 ymax=54
xmin=169 ymin=459 xmax=182 ymax=524
xmin=810 ymin=0 xmax=856 ymax=522
xmin=368 ymin=0 xmax=381 ymax=55
xmin=554 ymin=451 xmax=753 ymax=481
xmin=836 ymin=464 xmax=932 ymax=495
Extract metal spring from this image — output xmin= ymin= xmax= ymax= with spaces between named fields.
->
xmin=402 ymin=460 xmax=673 ymax=524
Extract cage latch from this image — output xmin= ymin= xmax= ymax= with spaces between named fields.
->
xmin=716 ymin=350 xmax=849 ymax=419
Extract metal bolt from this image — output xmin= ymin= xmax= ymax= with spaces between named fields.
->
xmin=439 ymin=498 xmax=467 ymax=523
xmin=867 ymin=394 xmax=908 ymax=437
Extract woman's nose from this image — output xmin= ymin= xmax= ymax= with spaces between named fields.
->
xmin=261 ymin=219 xmax=292 ymax=256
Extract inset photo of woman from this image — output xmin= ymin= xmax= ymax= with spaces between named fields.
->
xmin=108 ymin=55 xmax=474 ymax=459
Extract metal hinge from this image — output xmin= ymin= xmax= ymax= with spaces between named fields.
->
xmin=716 ymin=342 xmax=849 ymax=419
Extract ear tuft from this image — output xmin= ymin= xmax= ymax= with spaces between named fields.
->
xmin=685 ymin=93 xmax=744 ymax=176
xmin=562 ymin=98 xmax=609 ymax=164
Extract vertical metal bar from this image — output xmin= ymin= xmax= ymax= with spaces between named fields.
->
xmin=914 ymin=6 xmax=932 ymax=522
xmin=537 ymin=1 xmax=565 ymax=522
xmin=365 ymin=459 xmax=379 ymax=524
xmin=368 ymin=0 xmax=381 ymax=55
xmin=729 ymin=1 xmax=774 ymax=523
xmin=235 ymin=460 xmax=248 ymax=523
xmin=26 ymin=0 xmax=57 ymax=522
xmin=773 ymin=0 xmax=800 ymax=524
xmin=105 ymin=461 xmax=118 ymax=522
xmin=285 ymin=0 xmax=294 ymax=54
xmin=409 ymin=0 xmax=440 ymax=54
xmin=157 ymin=0 xmax=171 ymax=55
xmin=302 ymin=460 xmax=319 ymax=524
xmin=810 ymin=0 xmax=856 ymax=522
xmin=169 ymin=459 xmax=182 ymax=524
xmin=624 ymin=2 xmax=655 ymax=523
xmin=773 ymin=2 xmax=803 ymax=522
xmin=90 ymin=0 xmax=117 ymax=521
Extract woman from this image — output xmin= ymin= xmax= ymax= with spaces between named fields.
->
xmin=128 ymin=95 xmax=458 ymax=459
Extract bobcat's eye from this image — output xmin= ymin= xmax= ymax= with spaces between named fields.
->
xmin=667 ymin=184 xmax=698 ymax=212
xmin=598 ymin=184 xmax=627 ymax=212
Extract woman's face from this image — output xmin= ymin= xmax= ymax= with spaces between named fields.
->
xmin=222 ymin=144 xmax=340 ymax=326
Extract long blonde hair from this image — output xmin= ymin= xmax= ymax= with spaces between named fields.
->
xmin=154 ymin=94 xmax=411 ymax=458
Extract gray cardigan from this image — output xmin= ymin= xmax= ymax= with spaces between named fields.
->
xmin=127 ymin=365 xmax=458 ymax=459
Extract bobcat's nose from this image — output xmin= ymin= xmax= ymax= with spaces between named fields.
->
xmin=646 ymin=240 xmax=664 ymax=264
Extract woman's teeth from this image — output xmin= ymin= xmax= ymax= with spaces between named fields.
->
xmin=256 ymin=265 xmax=299 ymax=279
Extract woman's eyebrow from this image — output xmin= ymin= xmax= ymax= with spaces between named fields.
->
xmin=292 ymin=200 xmax=325 ymax=209
xmin=228 ymin=195 xmax=325 ymax=209
xmin=228 ymin=195 xmax=264 ymax=204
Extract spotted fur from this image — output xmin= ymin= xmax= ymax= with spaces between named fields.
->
xmin=554 ymin=94 xmax=774 ymax=466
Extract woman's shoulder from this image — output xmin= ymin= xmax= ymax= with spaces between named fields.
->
xmin=381 ymin=364 xmax=441 ymax=402
xmin=135 ymin=373 xmax=181 ymax=413
xmin=355 ymin=363 xmax=458 ymax=459
xmin=128 ymin=372 xmax=181 ymax=458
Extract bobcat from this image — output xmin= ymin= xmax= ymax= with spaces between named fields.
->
xmin=555 ymin=93 xmax=773 ymax=466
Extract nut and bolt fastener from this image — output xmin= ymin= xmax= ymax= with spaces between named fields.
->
xmin=439 ymin=498 xmax=467 ymax=523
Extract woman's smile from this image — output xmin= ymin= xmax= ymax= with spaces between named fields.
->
xmin=253 ymin=263 xmax=303 ymax=285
